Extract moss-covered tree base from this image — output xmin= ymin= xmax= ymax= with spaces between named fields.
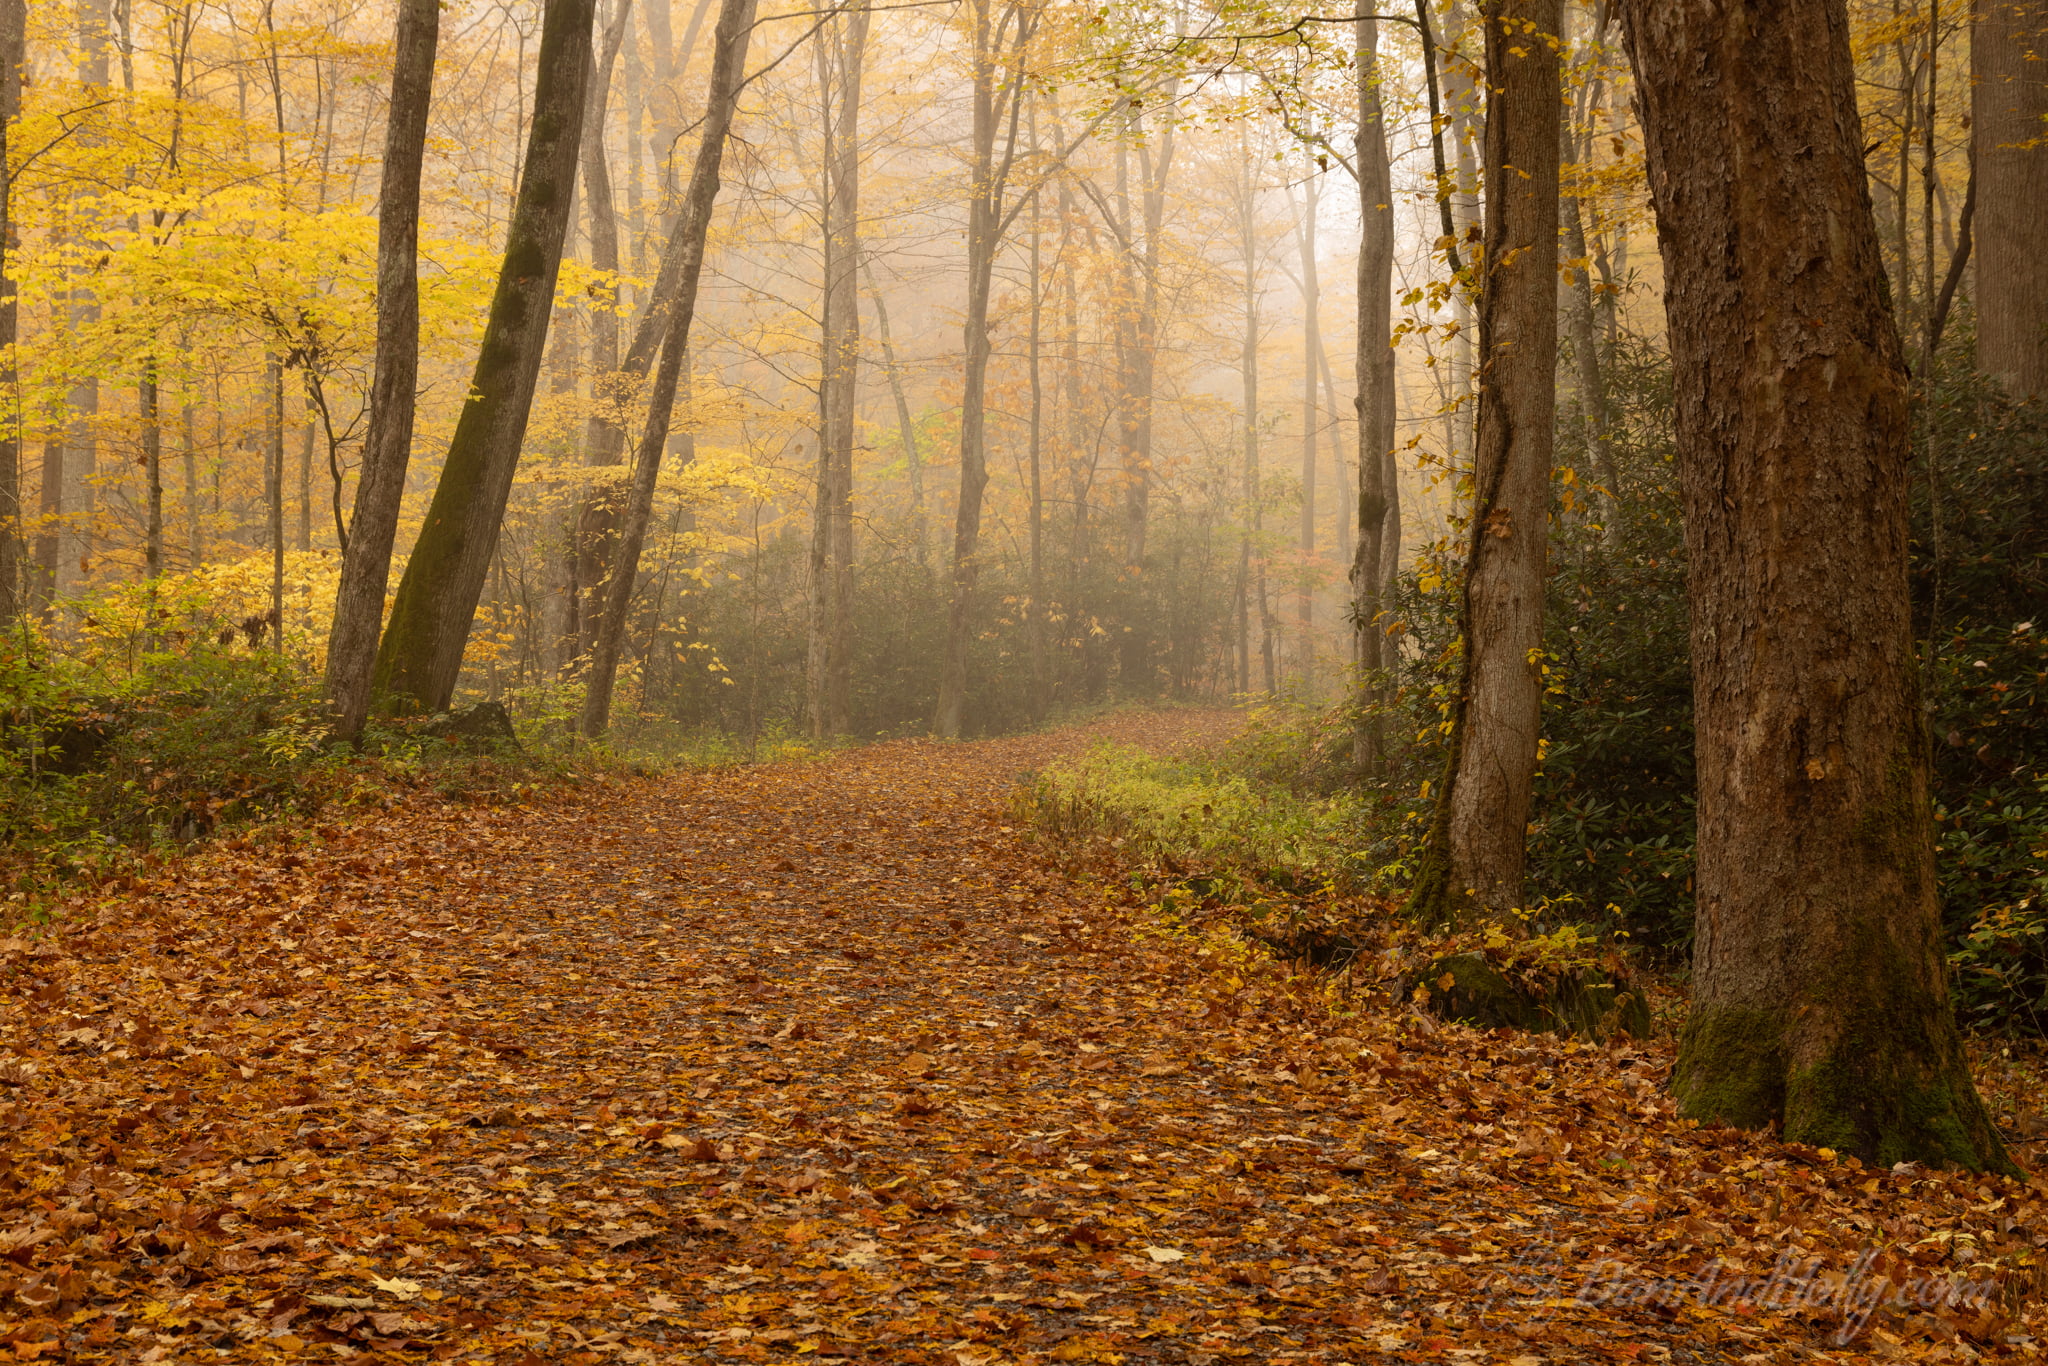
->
xmin=1673 ymin=1005 xmax=2020 ymax=1175
xmin=1417 ymin=952 xmax=1652 ymax=1041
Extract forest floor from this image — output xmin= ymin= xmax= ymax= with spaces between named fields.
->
xmin=0 ymin=708 xmax=2042 ymax=1364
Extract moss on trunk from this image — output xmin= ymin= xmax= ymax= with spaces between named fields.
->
xmin=1675 ymin=1003 xmax=2018 ymax=1174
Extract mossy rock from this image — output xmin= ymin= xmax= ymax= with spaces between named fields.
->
xmin=1415 ymin=951 xmax=1652 ymax=1041
xmin=419 ymin=701 xmax=521 ymax=751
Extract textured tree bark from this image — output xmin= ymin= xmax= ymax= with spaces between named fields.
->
xmin=1409 ymin=0 xmax=1559 ymax=926
xmin=1973 ymin=0 xmax=2048 ymax=396
xmin=579 ymin=0 xmax=753 ymax=739
xmin=323 ymin=0 xmax=439 ymax=739
xmin=1619 ymin=0 xmax=2012 ymax=1172
xmin=373 ymin=0 xmax=596 ymax=712
xmin=1351 ymin=13 xmax=1398 ymax=772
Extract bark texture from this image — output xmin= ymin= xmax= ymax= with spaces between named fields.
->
xmin=579 ymin=0 xmax=753 ymax=739
xmin=1619 ymin=0 xmax=2012 ymax=1172
xmin=1352 ymin=12 xmax=1398 ymax=771
xmin=324 ymin=0 xmax=439 ymax=739
xmin=1973 ymin=0 xmax=2048 ymax=397
xmin=1410 ymin=0 xmax=1559 ymax=925
xmin=373 ymin=0 xmax=596 ymax=712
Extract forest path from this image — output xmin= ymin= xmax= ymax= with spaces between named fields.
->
xmin=11 ymin=708 xmax=2024 ymax=1363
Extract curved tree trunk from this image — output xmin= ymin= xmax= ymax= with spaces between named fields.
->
xmin=372 ymin=0 xmax=596 ymax=713
xmin=1619 ymin=0 xmax=2012 ymax=1172
xmin=1409 ymin=0 xmax=1560 ymax=927
xmin=323 ymin=0 xmax=439 ymax=738
xmin=580 ymin=0 xmax=754 ymax=739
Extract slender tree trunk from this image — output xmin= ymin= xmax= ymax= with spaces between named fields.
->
xmin=569 ymin=0 xmax=636 ymax=664
xmin=935 ymin=0 xmax=1032 ymax=738
xmin=0 ymin=0 xmax=24 ymax=625
xmin=807 ymin=3 xmax=867 ymax=740
xmin=1116 ymin=94 xmax=1175 ymax=694
xmin=297 ymin=415 xmax=314 ymax=551
xmin=266 ymin=359 xmax=285 ymax=650
xmin=1027 ymin=99 xmax=1047 ymax=721
xmin=374 ymin=0 xmax=597 ymax=712
xmin=181 ymin=399 xmax=199 ymax=567
xmin=141 ymin=366 xmax=162 ymax=581
xmin=1973 ymin=0 xmax=2048 ymax=396
xmin=1237 ymin=139 xmax=1268 ymax=698
xmin=44 ymin=1 xmax=111 ymax=606
xmin=1561 ymin=27 xmax=1615 ymax=518
xmin=1297 ymin=171 xmax=1320 ymax=693
xmin=1618 ymin=0 xmax=2012 ymax=1173
xmin=864 ymin=260 xmax=924 ymax=557
xmin=34 ymin=439 xmax=61 ymax=613
xmin=324 ymin=0 xmax=438 ymax=738
xmin=1317 ymin=339 xmax=1349 ymax=580
xmin=580 ymin=0 xmax=754 ymax=739
xmin=1352 ymin=12 xmax=1398 ymax=771
xmin=1441 ymin=0 xmax=1482 ymax=472
xmin=1410 ymin=0 xmax=1560 ymax=926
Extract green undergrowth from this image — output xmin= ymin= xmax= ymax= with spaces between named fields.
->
xmin=0 ymin=636 xmax=644 ymax=922
xmin=1015 ymin=731 xmax=1651 ymax=1037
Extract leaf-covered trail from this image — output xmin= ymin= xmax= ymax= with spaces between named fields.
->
xmin=2 ymin=710 xmax=2042 ymax=1363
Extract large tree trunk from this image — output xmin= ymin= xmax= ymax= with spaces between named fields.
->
xmin=1619 ymin=0 xmax=2012 ymax=1172
xmin=324 ymin=0 xmax=439 ymax=739
xmin=1973 ymin=0 xmax=2048 ymax=397
xmin=373 ymin=0 xmax=596 ymax=712
xmin=1409 ymin=0 xmax=1560 ymax=926
xmin=934 ymin=0 xmax=1032 ymax=739
xmin=1351 ymin=13 xmax=1398 ymax=771
xmin=579 ymin=0 xmax=753 ymax=739
xmin=806 ymin=4 xmax=867 ymax=741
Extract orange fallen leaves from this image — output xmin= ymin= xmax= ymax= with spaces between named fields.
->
xmin=0 ymin=708 xmax=2034 ymax=1362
